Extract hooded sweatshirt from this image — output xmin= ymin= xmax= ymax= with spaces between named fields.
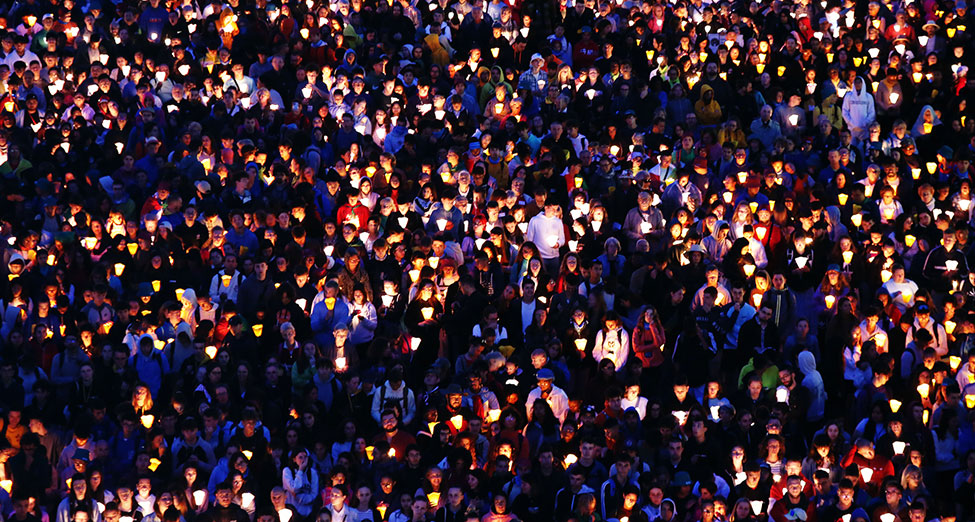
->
xmin=643 ymin=498 xmax=677 ymax=522
xmin=798 ymin=351 xmax=826 ymax=421
xmin=694 ymin=85 xmax=723 ymax=125
xmin=702 ymin=221 xmax=733 ymax=262
xmin=841 ymin=76 xmax=876 ymax=137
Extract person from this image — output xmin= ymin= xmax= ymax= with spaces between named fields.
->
xmin=524 ymin=369 xmax=569 ymax=425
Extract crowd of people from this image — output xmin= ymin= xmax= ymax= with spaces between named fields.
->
xmin=2 ymin=0 xmax=975 ymax=520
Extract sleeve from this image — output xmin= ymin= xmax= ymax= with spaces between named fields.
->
xmin=618 ymin=330 xmax=631 ymax=368
xmin=297 ymin=471 xmax=318 ymax=507
xmin=841 ymin=96 xmax=852 ymax=125
xmin=209 ymin=274 xmax=221 ymax=303
xmin=524 ymin=390 xmax=536 ymax=420
xmin=403 ymin=389 xmax=416 ymax=425
xmin=361 ymin=304 xmax=378 ymax=332
xmin=371 ymin=386 xmax=383 ymax=424
xmin=593 ymin=330 xmax=605 ymax=361
xmin=282 ymin=468 xmax=296 ymax=494
xmin=936 ymin=325 xmax=948 ymax=357
xmin=525 ymin=217 xmax=537 ymax=245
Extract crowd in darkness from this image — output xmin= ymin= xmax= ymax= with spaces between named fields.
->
xmin=5 ymin=0 xmax=975 ymax=521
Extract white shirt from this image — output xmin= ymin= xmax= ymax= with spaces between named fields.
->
xmin=525 ymin=212 xmax=565 ymax=260
xmin=526 ymin=384 xmax=569 ymax=424
xmin=521 ymin=300 xmax=536 ymax=334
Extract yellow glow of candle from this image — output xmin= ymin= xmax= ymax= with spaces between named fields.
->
xmin=917 ymin=383 xmax=930 ymax=398
xmin=563 ymin=454 xmax=578 ymax=467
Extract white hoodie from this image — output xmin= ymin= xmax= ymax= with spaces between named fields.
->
xmin=841 ymin=76 xmax=876 ymax=138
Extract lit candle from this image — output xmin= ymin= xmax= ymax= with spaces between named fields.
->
xmin=252 ymin=324 xmax=263 ymax=337
xmin=892 ymin=441 xmax=906 ymax=455
xmin=141 ymin=414 xmax=155 ymax=429
xmin=860 ymin=467 xmax=874 ymax=483
xmin=421 ymin=307 xmax=434 ymax=321
xmin=672 ymin=410 xmax=688 ymax=425
xmin=487 ymin=409 xmax=501 ymax=423
xmin=205 ymin=346 xmax=218 ymax=359
xmin=743 ymin=264 xmax=756 ymax=277
xmin=563 ymin=454 xmax=578 ymax=467
xmin=917 ymin=383 xmax=930 ymax=399
xmin=114 ymin=263 xmax=125 ymax=276
xmin=951 ymin=356 xmax=962 ymax=370
xmin=946 ymin=321 xmax=957 ymax=334
xmin=775 ymin=386 xmax=789 ymax=403
xmin=825 ymin=295 xmax=836 ymax=308
xmin=410 ymin=338 xmax=421 ymax=351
